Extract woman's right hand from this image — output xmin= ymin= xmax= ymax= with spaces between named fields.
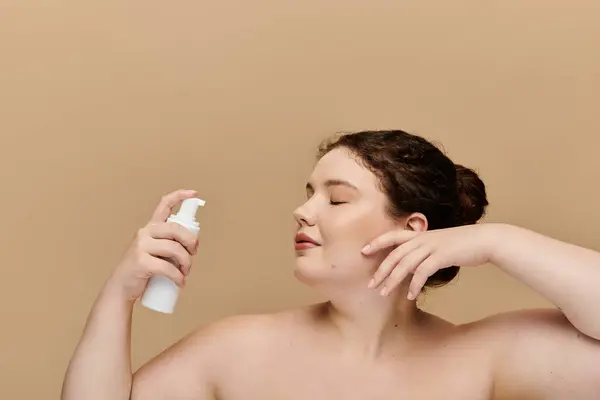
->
xmin=105 ymin=189 xmax=201 ymax=302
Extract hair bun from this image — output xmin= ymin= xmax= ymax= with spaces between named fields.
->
xmin=455 ymin=164 xmax=488 ymax=225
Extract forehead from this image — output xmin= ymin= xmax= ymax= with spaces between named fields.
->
xmin=310 ymin=148 xmax=378 ymax=188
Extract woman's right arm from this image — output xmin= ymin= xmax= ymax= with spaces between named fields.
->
xmin=61 ymin=189 xmax=201 ymax=400
xmin=60 ymin=281 xmax=136 ymax=400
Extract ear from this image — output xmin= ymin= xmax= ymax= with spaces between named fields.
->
xmin=404 ymin=212 xmax=428 ymax=233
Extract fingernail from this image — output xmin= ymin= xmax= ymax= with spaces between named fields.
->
xmin=362 ymin=244 xmax=371 ymax=253
xmin=380 ymin=287 xmax=388 ymax=296
xmin=368 ymin=278 xmax=375 ymax=289
xmin=407 ymin=291 xmax=414 ymax=300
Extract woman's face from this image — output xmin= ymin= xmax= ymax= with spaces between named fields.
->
xmin=292 ymin=147 xmax=401 ymax=288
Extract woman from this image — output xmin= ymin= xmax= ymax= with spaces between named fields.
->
xmin=62 ymin=130 xmax=600 ymax=399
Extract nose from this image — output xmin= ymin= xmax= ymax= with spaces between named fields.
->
xmin=293 ymin=200 xmax=315 ymax=227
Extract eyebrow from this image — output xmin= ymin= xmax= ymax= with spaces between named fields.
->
xmin=305 ymin=179 xmax=359 ymax=192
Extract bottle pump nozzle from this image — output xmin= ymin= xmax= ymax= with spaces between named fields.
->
xmin=177 ymin=198 xmax=206 ymax=222
xmin=166 ymin=197 xmax=206 ymax=233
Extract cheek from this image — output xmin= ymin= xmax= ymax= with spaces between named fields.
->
xmin=320 ymin=210 xmax=392 ymax=245
xmin=319 ymin=213 xmax=364 ymax=248
xmin=319 ymin=210 xmax=395 ymax=268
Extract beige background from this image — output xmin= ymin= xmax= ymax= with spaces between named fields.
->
xmin=1 ymin=1 xmax=599 ymax=398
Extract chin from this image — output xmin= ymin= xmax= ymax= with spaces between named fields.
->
xmin=293 ymin=257 xmax=326 ymax=286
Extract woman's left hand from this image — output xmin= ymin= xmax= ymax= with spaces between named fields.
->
xmin=362 ymin=224 xmax=499 ymax=299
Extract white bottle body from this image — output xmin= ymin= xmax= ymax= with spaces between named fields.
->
xmin=140 ymin=215 xmax=200 ymax=313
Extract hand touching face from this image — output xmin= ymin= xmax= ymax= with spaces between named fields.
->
xmin=362 ymin=224 xmax=495 ymax=299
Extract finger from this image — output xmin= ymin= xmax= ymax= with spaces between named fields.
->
xmin=145 ymin=254 xmax=186 ymax=287
xmin=407 ymin=256 xmax=441 ymax=300
xmin=150 ymin=189 xmax=198 ymax=223
xmin=145 ymin=238 xmax=192 ymax=276
xmin=369 ymin=241 xmax=420 ymax=289
xmin=362 ymin=229 xmax=419 ymax=255
xmin=146 ymin=222 xmax=199 ymax=255
xmin=379 ymin=247 xmax=431 ymax=296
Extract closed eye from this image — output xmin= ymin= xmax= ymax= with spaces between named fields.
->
xmin=330 ymin=201 xmax=346 ymax=205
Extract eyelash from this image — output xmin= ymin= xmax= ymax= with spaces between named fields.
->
xmin=305 ymin=193 xmax=345 ymax=206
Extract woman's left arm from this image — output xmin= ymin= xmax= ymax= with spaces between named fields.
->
xmin=487 ymin=223 xmax=600 ymax=340
xmin=483 ymin=224 xmax=600 ymax=399
xmin=364 ymin=222 xmax=600 ymax=340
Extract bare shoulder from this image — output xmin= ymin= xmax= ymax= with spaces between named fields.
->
xmin=461 ymin=307 xmax=597 ymax=348
xmin=462 ymin=308 xmax=600 ymax=399
xmin=132 ymin=309 xmax=301 ymax=399
xmin=459 ymin=307 xmax=598 ymax=361
xmin=189 ymin=304 xmax=312 ymax=348
xmin=462 ymin=307 xmax=576 ymax=335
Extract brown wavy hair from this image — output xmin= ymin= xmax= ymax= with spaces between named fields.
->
xmin=317 ymin=130 xmax=489 ymax=288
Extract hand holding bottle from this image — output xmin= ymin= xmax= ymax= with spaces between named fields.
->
xmin=106 ymin=189 xmax=201 ymax=303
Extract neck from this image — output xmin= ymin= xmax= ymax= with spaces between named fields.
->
xmin=318 ymin=281 xmax=424 ymax=360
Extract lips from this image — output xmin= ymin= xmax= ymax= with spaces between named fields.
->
xmin=295 ymin=232 xmax=319 ymax=245
xmin=294 ymin=232 xmax=320 ymax=250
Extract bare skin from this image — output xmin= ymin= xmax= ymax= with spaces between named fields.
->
xmin=62 ymin=149 xmax=600 ymax=400
xmin=130 ymin=303 xmax=600 ymax=400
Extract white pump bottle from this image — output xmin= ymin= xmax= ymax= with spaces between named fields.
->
xmin=141 ymin=197 xmax=206 ymax=314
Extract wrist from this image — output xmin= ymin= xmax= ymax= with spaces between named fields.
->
xmin=483 ymin=223 xmax=515 ymax=265
xmin=101 ymin=278 xmax=137 ymax=307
